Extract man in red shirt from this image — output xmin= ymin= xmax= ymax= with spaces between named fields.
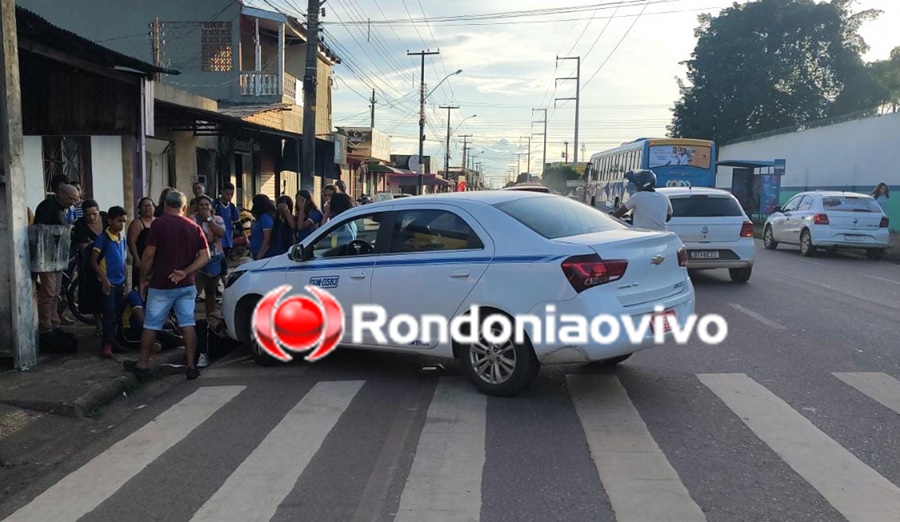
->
xmin=125 ymin=190 xmax=210 ymax=380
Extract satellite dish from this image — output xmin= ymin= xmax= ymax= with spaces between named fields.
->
xmin=408 ymin=155 xmax=419 ymax=170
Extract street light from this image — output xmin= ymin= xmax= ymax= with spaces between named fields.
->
xmin=418 ymin=69 xmax=462 ymax=195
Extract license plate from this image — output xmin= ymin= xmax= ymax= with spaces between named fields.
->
xmin=649 ymin=309 xmax=677 ymax=334
xmin=690 ymin=250 xmax=720 ymax=259
xmin=845 ymin=235 xmax=864 ymax=242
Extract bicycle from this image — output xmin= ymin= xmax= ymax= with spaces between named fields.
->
xmin=57 ymin=250 xmax=98 ymax=326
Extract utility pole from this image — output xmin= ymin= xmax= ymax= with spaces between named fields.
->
xmin=554 ymin=55 xmax=581 ymax=163
xmin=301 ymin=0 xmax=323 ymax=192
xmin=369 ymin=88 xmax=376 ymax=128
xmin=533 ymin=108 xmax=547 ymax=174
xmin=440 ymin=104 xmax=458 ymax=177
xmin=407 ymin=49 xmax=439 ymax=195
xmin=460 ymin=134 xmax=472 ymax=175
xmin=520 ymin=135 xmax=531 ymax=174
xmin=1 ymin=0 xmax=37 ymax=369
xmin=149 ymin=17 xmax=161 ymax=81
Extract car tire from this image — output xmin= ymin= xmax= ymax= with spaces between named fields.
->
xmin=799 ymin=230 xmax=815 ymax=257
xmin=249 ymin=334 xmax=278 ymax=367
xmin=236 ymin=296 xmax=279 ymax=367
xmin=594 ymin=353 xmax=632 ymax=366
xmin=763 ymin=226 xmax=778 ymax=250
xmin=729 ymin=267 xmax=752 ymax=283
xmin=457 ymin=310 xmax=540 ymax=397
xmin=867 ymin=248 xmax=885 ymax=261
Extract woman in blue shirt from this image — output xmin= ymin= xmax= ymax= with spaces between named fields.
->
xmin=294 ymin=189 xmax=323 ymax=242
xmin=249 ymin=194 xmax=275 ymax=260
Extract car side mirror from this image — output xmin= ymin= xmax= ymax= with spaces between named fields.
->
xmin=290 ymin=243 xmax=312 ymax=262
xmin=773 ymin=207 xmax=782 ymax=213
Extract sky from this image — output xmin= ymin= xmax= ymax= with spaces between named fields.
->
xmin=251 ymin=0 xmax=899 ymax=188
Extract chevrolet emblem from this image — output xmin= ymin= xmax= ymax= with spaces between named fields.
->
xmin=651 ymin=255 xmax=665 ymax=265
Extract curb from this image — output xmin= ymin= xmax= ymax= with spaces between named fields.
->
xmin=0 ymin=350 xmax=188 ymax=418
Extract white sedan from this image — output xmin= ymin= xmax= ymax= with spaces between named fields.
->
xmin=222 ymin=191 xmax=696 ymax=396
xmin=763 ymin=190 xmax=889 ymax=259
xmin=657 ymin=187 xmax=756 ymax=283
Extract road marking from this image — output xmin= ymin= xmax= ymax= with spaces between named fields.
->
xmin=567 ymin=374 xmax=706 ymax=522
xmin=393 ymin=376 xmax=487 ymax=522
xmin=190 ymin=380 xmax=364 ymax=522
xmin=698 ymin=373 xmax=900 ymax=522
xmin=727 ymin=303 xmax=787 ymax=330
xmin=833 ymin=373 xmax=900 ymax=415
xmin=864 ymin=275 xmax=900 ymax=286
xmin=3 ymin=386 xmax=244 ymax=522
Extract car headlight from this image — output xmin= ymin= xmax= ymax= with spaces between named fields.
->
xmin=224 ymin=270 xmax=246 ymax=289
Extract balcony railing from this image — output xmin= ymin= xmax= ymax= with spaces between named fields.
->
xmin=240 ymin=71 xmax=280 ymax=96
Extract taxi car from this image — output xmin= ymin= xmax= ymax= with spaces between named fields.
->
xmin=222 ymin=191 xmax=695 ymax=396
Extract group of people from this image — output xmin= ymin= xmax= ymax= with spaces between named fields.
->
xmin=246 ymin=181 xmax=355 ymax=261
xmin=31 ymin=175 xmax=358 ymax=380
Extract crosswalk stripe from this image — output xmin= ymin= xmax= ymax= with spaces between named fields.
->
xmin=3 ymin=385 xmax=245 ymax=522
xmin=699 ymin=373 xmax=900 ymax=522
xmin=567 ymin=374 xmax=706 ymax=522
xmin=833 ymin=372 xmax=900 ymax=415
xmin=393 ymin=376 xmax=487 ymax=522
xmin=189 ymin=380 xmax=365 ymax=522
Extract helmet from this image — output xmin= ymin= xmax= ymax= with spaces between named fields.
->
xmin=624 ymin=169 xmax=657 ymax=191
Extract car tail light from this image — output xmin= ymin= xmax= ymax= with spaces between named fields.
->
xmin=880 ymin=216 xmax=889 ymax=228
xmin=813 ymin=213 xmax=829 ymax=225
xmin=740 ymin=221 xmax=754 ymax=237
xmin=561 ymin=254 xmax=628 ymax=293
xmin=677 ymin=246 xmax=687 ymax=267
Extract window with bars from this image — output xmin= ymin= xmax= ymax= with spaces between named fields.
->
xmin=201 ymin=21 xmax=233 ymax=72
xmin=42 ymin=136 xmax=92 ymax=197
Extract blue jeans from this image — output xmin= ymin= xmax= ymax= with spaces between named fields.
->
xmin=144 ymin=286 xmax=197 ymax=331
xmin=101 ymin=284 xmax=126 ymax=344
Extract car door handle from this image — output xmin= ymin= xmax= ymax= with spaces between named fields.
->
xmin=450 ymin=269 xmax=470 ymax=278
xmin=350 ymin=271 xmax=367 ymax=279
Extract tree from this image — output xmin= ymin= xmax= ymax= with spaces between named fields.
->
xmin=869 ymin=46 xmax=900 ymax=113
xmin=669 ymin=0 xmax=885 ymax=144
xmin=541 ymin=165 xmax=580 ymax=194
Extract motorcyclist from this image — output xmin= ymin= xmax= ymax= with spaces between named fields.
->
xmin=612 ymin=169 xmax=673 ymax=231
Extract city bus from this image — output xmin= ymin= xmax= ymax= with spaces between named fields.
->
xmin=583 ymin=138 xmax=717 ymax=209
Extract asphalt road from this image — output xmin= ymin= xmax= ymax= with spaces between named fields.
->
xmin=2 ymin=239 xmax=900 ymax=522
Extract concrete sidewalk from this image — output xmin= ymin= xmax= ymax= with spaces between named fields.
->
xmin=0 ymin=320 xmax=188 ymax=418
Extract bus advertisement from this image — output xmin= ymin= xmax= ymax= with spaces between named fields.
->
xmin=583 ymin=138 xmax=717 ymax=209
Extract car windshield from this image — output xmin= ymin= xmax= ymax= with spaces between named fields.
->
xmin=821 ymin=196 xmax=882 ymax=212
xmin=494 ymin=196 xmax=625 ymax=239
xmin=670 ymin=195 xmax=744 ymax=217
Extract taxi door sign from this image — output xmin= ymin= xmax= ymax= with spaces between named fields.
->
xmin=309 ymin=276 xmax=340 ymax=289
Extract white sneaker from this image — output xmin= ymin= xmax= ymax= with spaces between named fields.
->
xmin=197 ymin=353 xmax=209 ymax=368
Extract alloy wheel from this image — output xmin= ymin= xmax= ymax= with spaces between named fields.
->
xmin=468 ymin=327 xmax=517 ymax=385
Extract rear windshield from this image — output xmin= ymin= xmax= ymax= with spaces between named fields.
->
xmin=494 ymin=196 xmax=625 ymax=239
xmin=821 ymin=196 xmax=882 ymax=212
xmin=670 ymin=195 xmax=744 ymax=217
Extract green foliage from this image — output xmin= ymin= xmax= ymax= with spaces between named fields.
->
xmin=869 ymin=46 xmax=900 ymax=112
xmin=541 ymin=165 xmax=580 ymax=194
xmin=669 ymin=0 xmax=886 ymax=144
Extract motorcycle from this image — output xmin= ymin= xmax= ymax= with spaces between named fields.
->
xmin=603 ymin=200 xmax=633 ymax=226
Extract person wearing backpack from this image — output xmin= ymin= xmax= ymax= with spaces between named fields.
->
xmin=90 ymin=206 xmax=129 ymax=359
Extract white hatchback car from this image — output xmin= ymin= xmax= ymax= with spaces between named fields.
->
xmin=656 ymin=187 xmax=756 ymax=283
xmin=763 ymin=191 xmax=890 ymax=260
xmin=222 ymin=191 xmax=695 ymax=396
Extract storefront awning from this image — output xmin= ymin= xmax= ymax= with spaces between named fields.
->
xmin=366 ymin=164 xmax=409 ymax=174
